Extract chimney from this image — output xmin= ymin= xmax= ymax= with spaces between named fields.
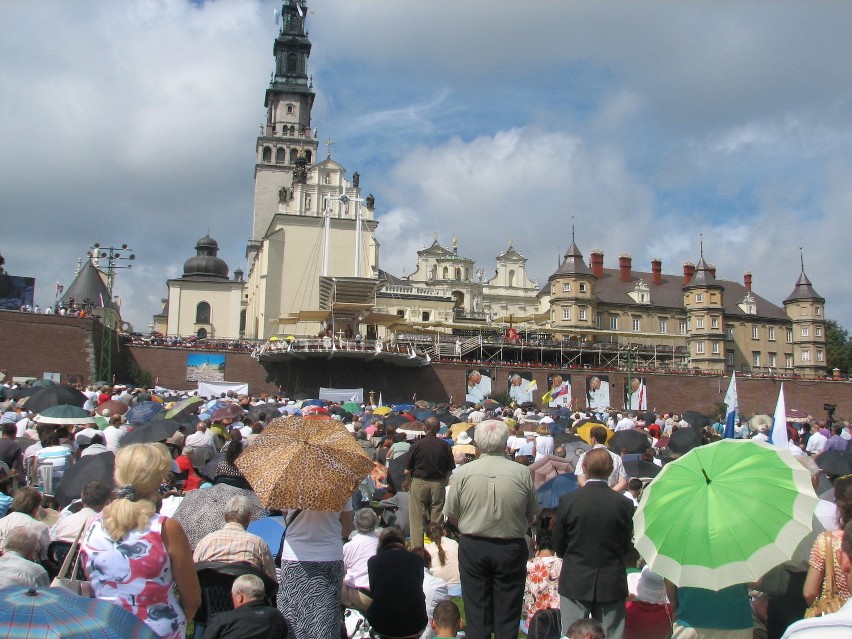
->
xmin=651 ymin=258 xmax=662 ymax=285
xmin=744 ymin=271 xmax=752 ymax=292
xmin=590 ymin=249 xmax=604 ymax=278
xmin=708 ymin=263 xmax=717 ymax=279
xmin=683 ymin=261 xmax=695 ymax=285
xmin=619 ymin=253 xmax=632 ymax=283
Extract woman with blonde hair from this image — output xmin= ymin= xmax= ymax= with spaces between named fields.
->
xmin=81 ymin=443 xmax=200 ymax=639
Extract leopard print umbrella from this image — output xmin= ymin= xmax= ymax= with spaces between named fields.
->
xmin=235 ymin=414 xmax=373 ymax=512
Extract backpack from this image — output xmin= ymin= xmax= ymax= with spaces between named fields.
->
xmin=527 ymin=607 xmax=562 ymax=639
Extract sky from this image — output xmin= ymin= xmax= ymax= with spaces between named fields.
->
xmin=2 ymin=0 xmax=851 ymax=333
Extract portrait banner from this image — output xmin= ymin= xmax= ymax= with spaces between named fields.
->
xmin=465 ymin=368 xmax=492 ymax=404
xmin=586 ymin=375 xmax=611 ymax=411
xmin=507 ymin=371 xmax=536 ymax=405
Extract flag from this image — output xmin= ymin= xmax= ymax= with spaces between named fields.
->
xmin=295 ymin=1 xmax=304 ymax=18
xmin=55 ymin=282 xmax=63 ymax=296
xmin=723 ymin=372 xmax=738 ymax=439
xmin=542 ymin=382 xmax=568 ymax=404
xmin=769 ymin=383 xmax=788 ymax=449
xmin=274 ymin=9 xmax=280 ymax=24
xmin=378 ymin=393 xmax=383 ymax=407
xmin=526 ymin=379 xmax=538 ymax=393
xmin=632 ymin=382 xmax=647 ymax=411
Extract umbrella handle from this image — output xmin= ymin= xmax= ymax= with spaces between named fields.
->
xmin=701 ymin=467 xmax=711 ymax=485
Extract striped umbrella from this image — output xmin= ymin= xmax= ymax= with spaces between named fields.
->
xmin=125 ymin=401 xmax=164 ymax=425
xmin=0 ymin=586 xmax=159 ymax=638
xmin=33 ymin=405 xmax=95 ymax=426
xmin=164 ymin=396 xmax=203 ymax=420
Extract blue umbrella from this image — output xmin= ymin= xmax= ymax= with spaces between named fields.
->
xmin=125 ymin=401 xmax=164 ymax=425
xmin=301 ymin=399 xmax=325 ymax=408
xmin=0 ymin=586 xmax=159 ymax=638
xmin=392 ymin=404 xmax=414 ymax=412
xmin=247 ymin=516 xmax=286 ymax=551
xmin=536 ymin=473 xmax=579 ymax=510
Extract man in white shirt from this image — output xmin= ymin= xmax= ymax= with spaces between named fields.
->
xmin=614 ymin=414 xmax=636 ymax=432
xmin=782 ymin=521 xmax=852 ymax=637
xmin=575 ymin=425 xmax=628 ymax=493
xmin=0 ymin=528 xmax=49 ymax=588
xmin=185 ymin=422 xmax=217 ymax=449
xmin=102 ymin=415 xmax=127 ymax=452
xmin=50 ymin=480 xmax=111 ymax=542
xmin=806 ymin=423 xmax=828 ymax=456
xmin=342 ymin=509 xmax=380 ymax=612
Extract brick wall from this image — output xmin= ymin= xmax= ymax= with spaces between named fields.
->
xmin=2 ymin=310 xmax=850 ymax=420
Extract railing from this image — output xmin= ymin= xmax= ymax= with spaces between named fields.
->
xmin=256 ymin=337 xmax=424 ymax=359
xmin=380 ymin=285 xmax=452 ymax=298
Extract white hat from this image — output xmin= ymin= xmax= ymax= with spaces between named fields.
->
xmin=455 ymin=431 xmax=473 ymax=445
xmin=635 ymin=567 xmax=668 ymax=605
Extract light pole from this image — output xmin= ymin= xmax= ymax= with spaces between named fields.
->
xmin=87 ymin=243 xmax=136 ymax=383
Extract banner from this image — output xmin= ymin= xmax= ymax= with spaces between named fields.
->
xmin=319 ymin=387 xmax=364 ymax=403
xmin=543 ymin=373 xmax=571 ymax=408
xmin=465 ymin=369 xmax=492 ymax=404
xmin=186 ymin=353 xmax=225 ymax=382
xmin=586 ymin=375 xmax=611 ymax=410
xmin=507 ymin=371 xmax=536 ymax=404
xmin=198 ymin=380 xmax=249 ymax=397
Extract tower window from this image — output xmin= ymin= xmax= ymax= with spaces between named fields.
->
xmin=579 ymin=308 xmax=587 ymax=321
xmin=562 ymin=307 xmax=570 ymax=321
xmin=287 ymin=104 xmax=294 ymax=115
xmin=422 ymin=311 xmax=430 ymax=322
xmin=286 ymin=53 xmax=298 ymax=74
xmin=195 ymin=302 xmax=211 ymax=324
xmin=262 ymin=146 xmax=272 ymax=163
xmin=801 ymin=327 xmax=810 ymax=337
xmin=290 ymin=148 xmax=298 ymax=164
xmin=579 ymin=283 xmax=587 ymax=293
xmin=695 ymin=293 xmax=704 ymax=303
xmin=816 ymin=326 xmax=823 ymax=337
xmin=563 ymin=283 xmax=571 ymax=292
xmin=305 ymin=150 xmax=312 ymax=164
xmin=276 ymin=148 xmax=285 ymax=163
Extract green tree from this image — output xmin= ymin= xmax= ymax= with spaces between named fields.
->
xmin=825 ymin=319 xmax=852 ymax=376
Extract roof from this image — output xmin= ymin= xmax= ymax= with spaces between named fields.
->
xmin=417 ymin=240 xmax=454 ymax=257
xmin=550 ymin=242 xmax=591 ymax=277
xmin=497 ymin=246 xmax=526 ymax=262
xmin=60 ymin=260 xmax=112 ymax=308
xmin=784 ymin=270 xmax=824 ymax=303
xmin=591 ymin=268 xmax=788 ymax=320
xmin=684 ymin=257 xmax=722 ymax=289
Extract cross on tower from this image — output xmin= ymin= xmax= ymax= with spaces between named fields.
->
xmin=325 ymin=137 xmax=334 ymax=158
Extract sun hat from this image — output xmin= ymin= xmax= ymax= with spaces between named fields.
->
xmin=455 ymin=431 xmax=473 ymax=445
xmin=635 ymin=567 xmax=668 ymax=605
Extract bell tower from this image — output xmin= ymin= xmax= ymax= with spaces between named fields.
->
xmin=250 ymin=0 xmax=320 ymax=245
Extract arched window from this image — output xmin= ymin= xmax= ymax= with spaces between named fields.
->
xmin=196 ymin=301 xmax=211 ymax=324
xmin=286 ymin=53 xmax=298 ymax=74
xmin=196 ymin=327 xmax=207 ymax=339
xmin=290 ymin=148 xmax=298 ymax=163
xmin=454 ymin=267 xmax=461 ymax=280
xmin=508 ymin=269 xmax=515 ymax=287
xmin=442 ymin=267 xmax=449 ymax=279
xmin=289 ymin=125 xmax=295 ymax=136
xmin=276 ymin=148 xmax=285 ymax=163
xmin=304 ymin=150 xmax=312 ymax=164
xmin=262 ymin=146 xmax=271 ymax=163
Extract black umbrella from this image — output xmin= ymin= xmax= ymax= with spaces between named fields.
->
xmin=54 ymin=452 xmax=116 ymax=508
xmin=623 ymin=458 xmax=661 ymax=479
xmin=385 ymin=414 xmax=413 ymax=429
xmin=640 ymin=411 xmax=656 ymax=425
xmin=387 ymin=451 xmax=410 ymax=494
xmin=609 ymin=430 xmax=651 ymax=455
xmin=120 ymin=419 xmax=182 ymax=446
xmin=201 ymin=452 xmax=226 ymax=482
xmin=815 ymin=450 xmax=852 ymax=477
xmin=24 ymin=384 xmax=87 ymax=414
xmin=173 ymin=483 xmax=266 ymax=549
xmin=667 ymin=427 xmax=703 ymax=455
xmin=435 ymin=411 xmax=459 ymax=426
xmin=681 ymin=410 xmax=711 ymax=429
xmin=6 ymin=387 xmax=38 ymax=400
xmin=247 ymin=404 xmax=281 ymax=422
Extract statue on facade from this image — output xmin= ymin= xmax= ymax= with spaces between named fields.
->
xmin=352 ymin=172 xmax=360 ymax=188
xmin=366 ymin=193 xmax=375 ymax=209
xmin=278 ymin=186 xmax=290 ymax=203
xmin=293 ymin=150 xmax=308 ymax=184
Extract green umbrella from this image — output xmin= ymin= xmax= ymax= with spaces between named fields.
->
xmin=34 ymin=404 xmax=96 ymax=425
xmin=634 ymin=439 xmax=817 ymax=591
xmin=342 ymin=401 xmax=362 ymax=414
xmin=165 ymin=395 xmax=203 ymax=420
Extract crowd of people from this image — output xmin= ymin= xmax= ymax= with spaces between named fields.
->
xmin=0 ymin=377 xmax=851 ymax=638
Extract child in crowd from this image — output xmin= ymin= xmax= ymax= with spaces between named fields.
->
xmin=430 ymin=600 xmax=463 ymax=639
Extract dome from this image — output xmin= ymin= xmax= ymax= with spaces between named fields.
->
xmin=182 ymin=235 xmax=229 ymax=279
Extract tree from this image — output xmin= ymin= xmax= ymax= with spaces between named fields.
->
xmin=825 ymin=319 xmax=852 ymax=376
xmin=0 ymin=252 xmax=5 ymax=275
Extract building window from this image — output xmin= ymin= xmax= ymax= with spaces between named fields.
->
xmin=679 ymin=321 xmax=687 ymax=335
xmin=563 ymin=283 xmax=571 ymax=292
xmin=816 ymin=326 xmax=823 ymax=337
xmin=695 ymin=293 xmax=704 ymax=303
xmin=696 ymin=317 xmax=705 ymax=330
xmin=659 ymin=320 xmax=667 ymax=334
xmin=579 ymin=283 xmax=587 ymax=293
xmin=276 ymin=147 xmax=285 ymax=163
xmin=726 ymin=326 xmax=734 ymax=340
xmin=787 ymin=330 xmax=793 ymax=343
xmin=562 ymin=307 xmax=571 ymax=321
xmin=816 ymin=306 xmax=822 ymax=316
xmin=579 ymin=308 xmax=587 ymax=321
xmin=610 ymin=317 xmax=618 ymax=331
xmin=262 ymin=146 xmax=272 ymax=163
xmin=286 ymin=104 xmax=294 ymax=115
xmin=711 ymin=316 xmax=719 ymax=329
xmin=632 ymin=318 xmax=641 ymax=332
xmin=696 ymin=342 xmax=705 ymax=354
xmin=596 ymin=314 xmax=602 ymax=328
xmin=785 ymin=354 xmax=793 ymax=368
xmin=751 ymin=325 xmax=759 ymax=339
xmin=421 ymin=311 xmax=430 ymax=322
xmin=727 ymin=352 xmax=735 ymax=366
xmin=753 ymin=352 xmax=760 ymax=367
xmin=768 ymin=327 xmax=775 ymax=341
xmin=801 ymin=327 xmax=810 ymax=337
xmin=712 ymin=341 xmax=720 ymax=354
xmin=801 ymin=349 xmax=811 ymax=362
xmin=396 ymin=310 xmax=405 ymax=318
xmin=817 ymin=349 xmax=824 ymax=362
xmin=769 ymin=353 xmax=776 ymax=367
xmin=323 ymin=174 xmax=330 ymax=184
xmin=195 ymin=302 xmax=211 ymax=324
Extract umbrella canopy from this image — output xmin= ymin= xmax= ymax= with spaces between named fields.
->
xmin=815 ymin=449 xmax=852 ymax=477
xmin=373 ymin=406 xmax=392 ymax=416
xmin=164 ymin=396 xmax=204 ymax=420
xmin=385 ymin=414 xmax=414 ymax=429
xmin=200 ymin=452 xmax=226 ymax=483
xmin=32 ymin=379 xmax=55 ymax=387
xmin=623 ymin=459 xmax=661 ymax=479
xmin=33 ymin=405 xmax=95 ymax=426
xmin=536 ymin=473 xmax=579 ymax=510
xmin=482 ymin=399 xmax=501 ymax=411
xmin=528 ymin=455 xmax=576 ymax=489
xmin=120 ymin=419 xmax=181 ymax=446
xmin=386 ymin=451 xmax=409 ymax=494
xmin=576 ymin=422 xmax=613 ymax=445
xmin=391 ymin=404 xmax=414 ymax=412
xmin=53 ymin=453 xmax=116 ymax=508
xmin=125 ymin=401 xmax=164 ymax=425
xmin=301 ymin=399 xmax=325 ymax=408
xmin=246 ymin=516 xmax=286 ymax=552
xmin=172 ymin=484 xmax=266 ymax=549
xmin=236 ymin=415 xmax=373 ymax=511
xmin=342 ymin=402 xmax=362 ymax=414
xmin=609 ymin=430 xmax=651 ymax=455
xmin=24 ymin=385 xmax=87 ymax=414
xmin=681 ymin=411 xmax=711 ymax=429
xmin=246 ymin=403 xmax=281 ymax=423
xmin=94 ymin=400 xmax=129 ymax=418
xmin=667 ymin=427 xmax=703 ymax=456
xmin=634 ymin=439 xmax=818 ymax=590
xmin=0 ymin=586 xmax=159 ymax=639
xmin=210 ymin=403 xmax=244 ymax=422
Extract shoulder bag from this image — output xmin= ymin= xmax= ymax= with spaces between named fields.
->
xmin=50 ymin=522 xmax=93 ymax=597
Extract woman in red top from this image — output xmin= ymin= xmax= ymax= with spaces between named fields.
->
xmin=174 ymin=446 xmax=202 ymax=491
xmin=625 ymin=567 xmax=673 ymax=639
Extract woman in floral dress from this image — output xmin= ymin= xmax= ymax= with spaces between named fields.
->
xmin=522 ymin=533 xmax=563 ymax=632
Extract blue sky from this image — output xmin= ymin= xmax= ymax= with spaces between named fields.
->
xmin=2 ymin=0 xmax=851 ymax=332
